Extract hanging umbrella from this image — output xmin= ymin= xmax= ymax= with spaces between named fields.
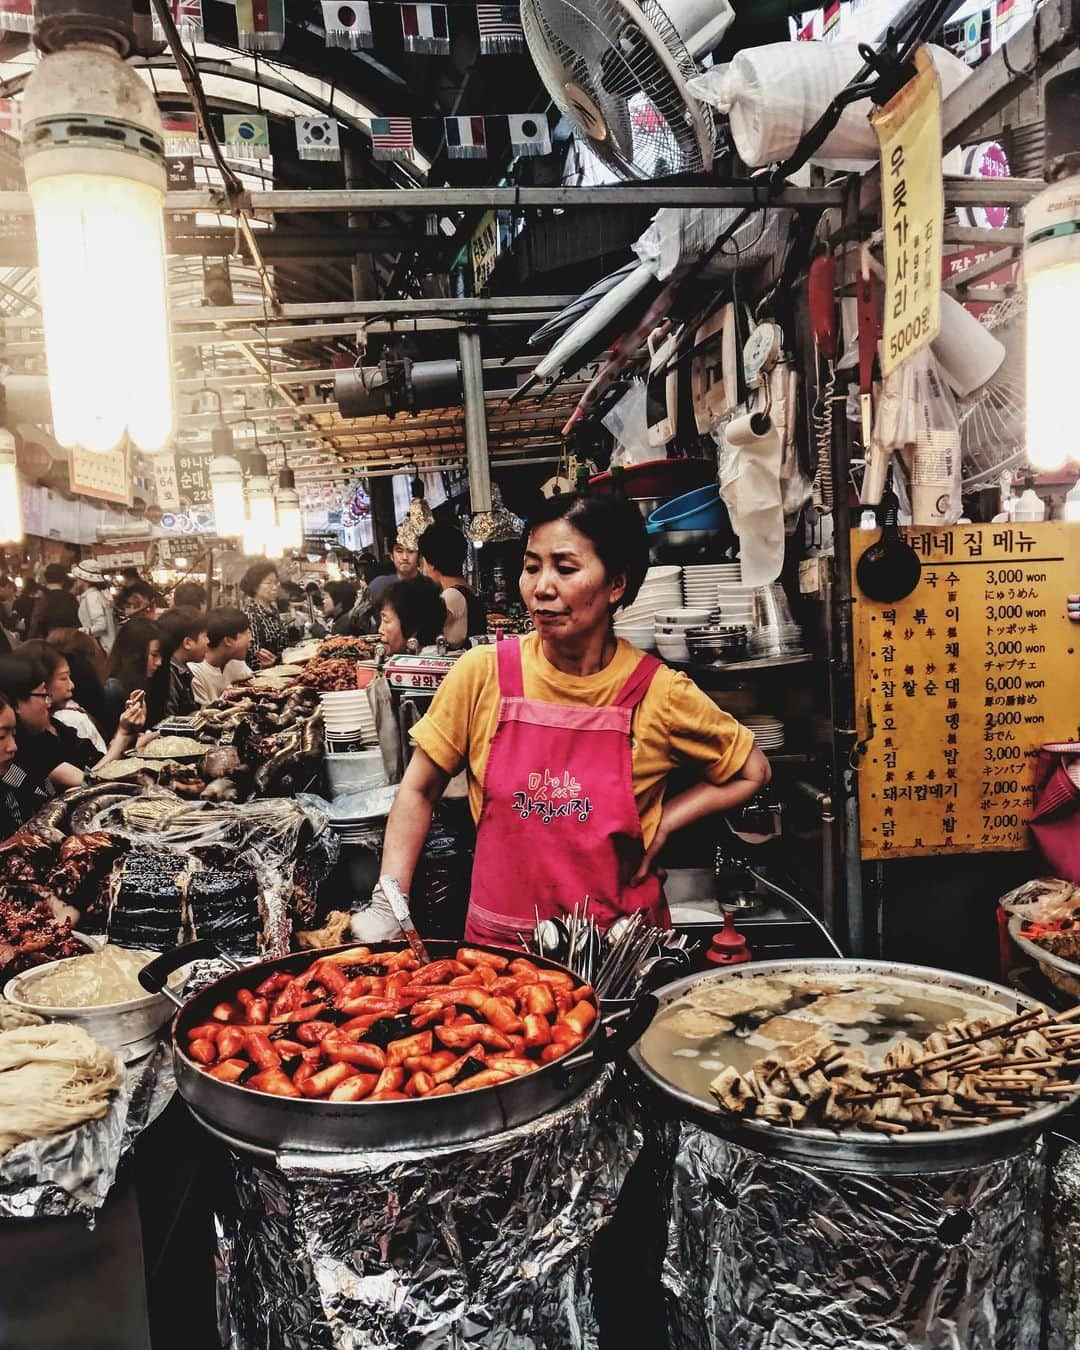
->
xmin=526 ymin=261 xmax=643 ymax=350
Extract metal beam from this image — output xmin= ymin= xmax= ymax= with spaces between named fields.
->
xmin=174 ymin=356 xmax=567 ymax=391
xmin=0 ymin=185 xmax=847 ymax=216
xmin=172 ymin=296 xmax=575 ymax=325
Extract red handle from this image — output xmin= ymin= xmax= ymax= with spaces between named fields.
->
xmin=808 ymin=253 xmax=838 ymax=362
xmin=856 ymin=269 xmax=878 ymax=395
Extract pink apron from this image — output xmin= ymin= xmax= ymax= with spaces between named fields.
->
xmin=465 ymin=637 xmax=670 ymax=945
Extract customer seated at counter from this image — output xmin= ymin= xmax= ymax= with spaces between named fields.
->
xmin=190 ymin=607 xmax=255 ymax=705
xmin=377 ymin=576 xmax=447 ymax=657
xmin=103 ymin=618 xmax=163 ymax=734
xmin=20 ymin=639 xmax=106 ymax=754
xmin=157 ymin=607 xmax=209 ymax=719
xmin=115 ymin=580 xmax=157 ymax=625
xmin=323 ymin=580 xmax=360 ymax=636
xmin=0 ymin=651 xmax=146 ymax=795
xmin=369 ymin=492 xmax=769 ymax=946
xmin=44 ymin=628 xmax=110 ymax=739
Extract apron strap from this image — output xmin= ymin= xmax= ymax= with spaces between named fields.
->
xmin=496 ymin=635 xmax=525 ymax=699
xmin=613 ymin=653 xmax=663 ymax=709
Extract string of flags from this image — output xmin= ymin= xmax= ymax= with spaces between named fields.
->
xmin=162 ymin=110 xmax=550 ymax=166
xmin=316 ymin=1 xmax=525 ymax=54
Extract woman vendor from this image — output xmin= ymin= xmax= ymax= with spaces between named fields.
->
xmin=365 ymin=493 xmax=770 ymax=944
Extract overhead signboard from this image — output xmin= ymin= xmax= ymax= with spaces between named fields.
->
xmin=69 ymin=445 xmax=131 ymax=505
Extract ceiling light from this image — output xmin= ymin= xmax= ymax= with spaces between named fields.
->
xmin=209 ymin=424 xmax=246 ymax=537
xmin=0 ymin=431 xmax=23 ymax=544
xmin=23 ymin=44 xmax=174 ymax=452
xmin=276 ymin=465 xmax=303 ymax=552
xmin=1025 ymin=69 xmax=1080 ymax=474
xmin=244 ymin=450 xmax=277 ymax=555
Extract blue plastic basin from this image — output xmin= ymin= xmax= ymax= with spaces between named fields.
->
xmin=646 ymin=482 xmax=723 ymax=535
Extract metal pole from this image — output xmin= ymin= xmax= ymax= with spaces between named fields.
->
xmin=458 ymin=329 xmax=492 ymax=514
xmin=830 ymin=182 xmax=865 ymax=957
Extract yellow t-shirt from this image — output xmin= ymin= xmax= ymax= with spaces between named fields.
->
xmin=410 ymin=633 xmax=755 ymax=847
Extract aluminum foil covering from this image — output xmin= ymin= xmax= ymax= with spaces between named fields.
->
xmin=663 ymin=1122 xmax=1047 ymax=1350
xmin=215 ymin=1068 xmax=639 ymax=1349
xmin=1047 ymin=1140 xmax=1080 ymax=1350
xmin=0 ymin=1039 xmax=175 ymax=1222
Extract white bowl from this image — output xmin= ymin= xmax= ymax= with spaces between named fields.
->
xmin=656 ymin=637 xmax=690 ymax=662
xmin=645 ymin=565 xmax=682 ymax=582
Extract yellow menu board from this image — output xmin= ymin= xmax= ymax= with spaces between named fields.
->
xmin=852 ymin=522 xmax=1080 ymax=859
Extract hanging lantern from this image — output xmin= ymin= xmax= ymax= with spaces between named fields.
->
xmin=276 ymin=466 xmax=303 ymax=551
xmin=22 ymin=45 xmax=174 ymax=452
xmin=0 ymin=431 xmax=24 ymax=544
xmin=209 ymin=424 xmax=246 ymax=538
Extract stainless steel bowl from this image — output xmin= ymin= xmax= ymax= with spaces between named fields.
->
xmin=686 ymin=625 xmax=749 ymax=662
xmin=5 ymin=950 xmax=188 ymax=1061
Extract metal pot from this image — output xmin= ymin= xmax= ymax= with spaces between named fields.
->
xmin=141 ymin=939 xmax=656 ymax=1157
xmin=629 ymin=958 xmax=1075 ymax=1175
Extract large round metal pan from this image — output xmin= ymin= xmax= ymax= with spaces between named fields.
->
xmin=629 ymin=958 xmax=1074 ymax=1176
xmin=142 ymin=939 xmax=653 ymax=1157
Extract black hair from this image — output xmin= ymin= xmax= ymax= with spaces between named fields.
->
xmin=172 ymin=580 xmax=208 ymax=610
xmin=418 ymin=522 xmax=468 ymax=577
xmin=117 ymin=580 xmax=155 ymax=610
xmin=0 ymin=651 xmax=47 ymax=706
xmin=325 ymin=581 xmax=358 ymax=614
xmin=205 ymin=606 xmax=250 ymax=648
xmin=157 ymin=607 xmax=208 ymax=661
xmin=239 ymin=561 xmax=279 ymax=598
xmin=43 ymin=563 xmax=71 ymax=587
xmin=382 ymin=576 xmax=447 ymax=647
xmin=523 ymin=492 xmax=650 ymax=610
xmin=18 ymin=639 xmax=65 ymax=680
xmin=106 ymin=617 xmax=162 ymax=696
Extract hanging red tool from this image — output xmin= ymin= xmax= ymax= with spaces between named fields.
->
xmin=808 ymin=250 xmax=838 ymax=511
xmin=856 ymin=244 xmax=880 ymax=451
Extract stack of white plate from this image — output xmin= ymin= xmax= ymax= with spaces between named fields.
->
xmin=613 ymin=565 xmax=682 ymax=650
xmin=682 ymin=563 xmax=741 ymax=608
xmin=321 ymin=688 xmax=378 ymax=748
xmin=744 ymin=715 xmax=785 ymax=752
xmin=653 ymin=608 xmax=714 ymax=663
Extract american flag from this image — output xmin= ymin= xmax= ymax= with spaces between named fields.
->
xmin=476 ymin=3 xmax=524 ymax=53
xmin=370 ymin=117 xmax=415 ymax=162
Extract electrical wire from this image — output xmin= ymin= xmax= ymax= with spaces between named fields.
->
xmin=745 ymin=866 xmax=846 ymax=958
xmin=149 ymin=0 xmax=280 ymax=311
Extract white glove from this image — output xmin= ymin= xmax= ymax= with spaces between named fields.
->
xmin=350 ymin=881 xmax=406 ymax=942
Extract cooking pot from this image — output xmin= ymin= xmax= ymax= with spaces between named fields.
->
xmin=629 ymin=958 xmax=1076 ymax=1175
xmin=140 ymin=939 xmax=656 ymax=1156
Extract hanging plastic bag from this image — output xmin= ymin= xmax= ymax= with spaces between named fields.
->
xmin=718 ymin=411 xmax=785 ymax=586
xmin=602 ymin=380 xmax=654 ymax=465
xmin=1030 ymin=742 xmax=1080 ymax=883
xmin=895 ymin=347 xmax=963 ymax=526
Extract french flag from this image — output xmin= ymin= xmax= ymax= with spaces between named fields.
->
xmin=445 ymin=115 xmax=487 ymax=159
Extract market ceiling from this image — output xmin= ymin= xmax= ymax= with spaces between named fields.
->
xmin=0 ymin=1 xmax=807 ymax=477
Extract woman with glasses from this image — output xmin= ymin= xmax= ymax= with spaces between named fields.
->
xmin=0 ymin=651 xmax=146 ymax=799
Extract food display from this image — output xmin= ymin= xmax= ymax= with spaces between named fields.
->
xmin=640 ymin=969 xmax=1080 ymax=1136
xmin=0 ymin=894 xmax=86 ymax=983
xmin=0 ymin=1022 xmax=123 ymax=1157
xmin=1002 ymin=878 xmax=1080 ymax=958
xmin=181 ymin=945 xmax=599 ymax=1102
xmin=316 ymin=635 xmax=377 ymax=661
xmin=20 ymin=945 xmax=162 ymax=1009
xmin=294 ymin=656 xmax=368 ymax=692
xmin=139 ymin=736 xmax=208 ymax=761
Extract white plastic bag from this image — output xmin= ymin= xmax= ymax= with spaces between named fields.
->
xmin=688 ymin=42 xmax=970 ymax=168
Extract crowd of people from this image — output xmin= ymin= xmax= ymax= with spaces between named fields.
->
xmin=0 ymin=521 xmax=489 ymax=840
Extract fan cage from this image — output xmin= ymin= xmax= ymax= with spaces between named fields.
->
xmin=521 ymin=0 xmax=716 ymax=180
xmin=958 ymin=293 xmax=1026 ymax=490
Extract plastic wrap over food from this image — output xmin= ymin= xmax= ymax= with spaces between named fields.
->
xmin=94 ymin=793 xmax=340 ymax=957
xmin=663 ymin=1122 xmax=1046 ymax=1349
xmin=0 ymin=1041 xmax=174 ymax=1221
xmin=215 ymin=1069 xmax=639 ymax=1349
xmin=633 ymin=206 xmax=791 ymax=281
xmin=1047 ymin=1141 xmax=1080 ymax=1350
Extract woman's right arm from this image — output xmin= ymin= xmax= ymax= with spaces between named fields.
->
xmin=379 ymin=749 xmax=451 ymax=895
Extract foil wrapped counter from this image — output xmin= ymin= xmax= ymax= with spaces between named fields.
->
xmin=213 ymin=1068 xmax=640 ymax=1349
xmin=663 ymin=1122 xmax=1047 ymax=1350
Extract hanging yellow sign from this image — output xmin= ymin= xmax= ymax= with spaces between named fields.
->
xmin=871 ymin=46 xmax=944 ymax=374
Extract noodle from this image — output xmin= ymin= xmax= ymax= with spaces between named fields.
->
xmin=0 ymin=1023 xmax=123 ymax=1156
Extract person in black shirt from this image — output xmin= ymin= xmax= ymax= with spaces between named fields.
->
xmin=239 ymin=561 xmax=285 ymax=667
xmin=322 ymin=581 xmax=360 ymax=636
xmin=418 ymin=522 xmax=487 ymax=647
xmin=29 ymin=565 xmax=80 ymax=638
xmin=103 ymin=618 xmax=163 ymax=733
xmin=0 ymin=653 xmax=146 ymax=794
xmin=0 ymin=691 xmax=38 ymax=840
xmin=155 ymin=607 xmax=209 ymax=719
